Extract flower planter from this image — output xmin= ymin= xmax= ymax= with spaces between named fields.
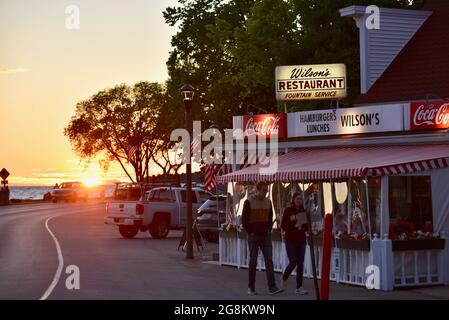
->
xmin=237 ymin=230 xmax=247 ymax=240
xmin=335 ymin=239 xmax=371 ymax=251
xmin=271 ymin=229 xmax=282 ymax=242
xmin=307 ymin=235 xmax=323 ymax=247
xmin=392 ymin=239 xmax=445 ymax=251
xmin=219 ymin=229 xmax=238 ymax=238
xmin=306 ymin=235 xmax=370 ymax=251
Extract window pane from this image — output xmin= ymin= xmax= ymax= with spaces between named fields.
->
xmin=159 ymin=189 xmax=174 ymax=202
xmin=181 ymin=190 xmax=198 ymax=203
xmin=389 ymin=176 xmax=433 ymax=238
xmin=270 ymin=182 xmax=291 ymax=228
xmin=304 ymin=183 xmax=321 ymax=231
xmin=349 ymin=178 xmax=368 ymax=235
xmin=198 ymin=191 xmax=210 ymax=203
xmin=368 ymin=177 xmax=382 ymax=236
xmin=334 ymin=181 xmax=349 ymax=233
xmin=129 ymin=189 xmax=141 ymax=201
xmin=322 ymin=182 xmax=333 ymax=215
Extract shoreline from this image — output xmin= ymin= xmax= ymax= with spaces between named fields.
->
xmin=2 ymin=198 xmax=111 ymax=206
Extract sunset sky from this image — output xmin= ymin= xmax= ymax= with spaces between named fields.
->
xmin=0 ymin=0 xmax=178 ymax=186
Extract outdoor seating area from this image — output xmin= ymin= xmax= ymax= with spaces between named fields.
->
xmin=218 ymin=151 xmax=449 ymax=291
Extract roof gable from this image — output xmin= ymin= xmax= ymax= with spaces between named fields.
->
xmin=356 ymin=0 xmax=449 ymax=105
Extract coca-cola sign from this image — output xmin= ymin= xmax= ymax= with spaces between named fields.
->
xmin=242 ymin=113 xmax=287 ymax=138
xmin=410 ymin=101 xmax=449 ymax=131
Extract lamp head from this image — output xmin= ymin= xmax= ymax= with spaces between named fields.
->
xmin=180 ymin=84 xmax=195 ymax=101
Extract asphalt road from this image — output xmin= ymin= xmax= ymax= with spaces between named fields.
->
xmin=0 ymin=203 xmax=103 ymax=299
xmin=1 ymin=202 xmax=448 ymax=300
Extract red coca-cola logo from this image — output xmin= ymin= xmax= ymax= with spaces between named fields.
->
xmin=242 ymin=113 xmax=286 ymax=138
xmin=411 ymin=101 xmax=449 ymax=131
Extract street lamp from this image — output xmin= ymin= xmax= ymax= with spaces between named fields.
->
xmin=181 ymin=84 xmax=195 ymax=259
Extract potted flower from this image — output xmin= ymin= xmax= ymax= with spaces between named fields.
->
xmin=306 ymin=229 xmax=323 ymax=246
xmin=219 ymin=223 xmax=240 ymax=238
xmin=392 ymin=231 xmax=445 ymax=251
xmin=334 ymin=231 xmax=371 ymax=251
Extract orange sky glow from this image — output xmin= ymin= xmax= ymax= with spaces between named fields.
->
xmin=0 ymin=0 xmax=179 ymax=186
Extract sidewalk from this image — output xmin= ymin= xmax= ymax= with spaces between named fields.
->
xmin=169 ymin=240 xmax=449 ymax=300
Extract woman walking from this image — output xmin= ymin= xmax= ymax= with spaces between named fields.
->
xmin=281 ymin=192 xmax=308 ymax=295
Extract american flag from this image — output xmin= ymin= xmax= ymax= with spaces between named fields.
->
xmin=204 ymin=163 xmax=219 ymax=192
xmin=127 ymin=144 xmax=138 ymax=159
xmin=190 ymin=137 xmax=200 ymax=157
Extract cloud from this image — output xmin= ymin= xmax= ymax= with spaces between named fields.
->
xmin=0 ymin=68 xmax=28 ymax=75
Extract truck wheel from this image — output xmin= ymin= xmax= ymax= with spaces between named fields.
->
xmin=119 ymin=225 xmax=139 ymax=239
xmin=149 ymin=215 xmax=169 ymax=239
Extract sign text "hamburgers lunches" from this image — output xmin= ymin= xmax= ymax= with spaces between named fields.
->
xmin=275 ymin=64 xmax=347 ymax=101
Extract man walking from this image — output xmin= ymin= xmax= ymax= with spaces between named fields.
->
xmin=242 ymin=182 xmax=283 ymax=295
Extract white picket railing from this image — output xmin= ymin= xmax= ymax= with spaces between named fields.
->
xmin=338 ymin=249 xmax=372 ymax=286
xmin=219 ymin=231 xmax=239 ymax=267
xmin=393 ymin=250 xmax=442 ymax=287
xmin=219 ymin=231 xmax=447 ymax=290
xmin=219 ymin=232 xmax=368 ymax=287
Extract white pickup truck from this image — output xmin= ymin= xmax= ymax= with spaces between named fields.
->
xmin=105 ymin=186 xmax=211 ymax=239
xmin=103 ymin=183 xmax=153 ymax=238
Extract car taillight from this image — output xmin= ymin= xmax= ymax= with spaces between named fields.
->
xmin=136 ymin=204 xmax=144 ymax=215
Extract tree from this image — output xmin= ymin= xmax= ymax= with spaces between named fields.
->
xmin=164 ymin=0 xmax=424 ymax=119
xmin=64 ymin=82 xmax=168 ymax=182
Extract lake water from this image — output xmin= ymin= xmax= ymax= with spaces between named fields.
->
xmin=7 ymin=185 xmax=116 ymax=200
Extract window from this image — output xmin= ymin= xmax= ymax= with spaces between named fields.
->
xmin=270 ymin=183 xmax=292 ymax=228
xmin=367 ymin=177 xmax=381 ymax=236
xmin=181 ymin=191 xmax=198 ymax=203
xmin=129 ymin=188 xmax=142 ymax=201
xmin=114 ymin=188 xmax=141 ymax=201
xmin=349 ymin=178 xmax=369 ymax=235
xmin=198 ymin=191 xmax=211 ymax=203
xmin=389 ymin=176 xmax=433 ymax=238
xmin=319 ymin=179 xmax=372 ymax=236
xmin=303 ymin=183 xmax=321 ymax=232
xmin=158 ymin=189 xmax=175 ymax=202
xmin=147 ymin=189 xmax=175 ymax=202
xmin=333 ymin=181 xmax=349 ymax=233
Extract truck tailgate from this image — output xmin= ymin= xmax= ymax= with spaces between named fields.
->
xmin=107 ymin=201 xmax=137 ymax=218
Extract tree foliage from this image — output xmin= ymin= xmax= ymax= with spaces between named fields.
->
xmin=66 ymin=0 xmax=425 ymax=181
xmin=64 ymin=82 xmax=181 ymax=182
xmin=164 ymin=0 xmax=424 ymax=117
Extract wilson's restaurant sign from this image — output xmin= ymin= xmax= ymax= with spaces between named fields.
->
xmin=275 ymin=64 xmax=347 ymax=101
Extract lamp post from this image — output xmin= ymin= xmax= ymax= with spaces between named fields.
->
xmin=181 ymin=84 xmax=195 ymax=259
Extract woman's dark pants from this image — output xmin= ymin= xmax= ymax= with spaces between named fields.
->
xmin=282 ymin=242 xmax=306 ymax=289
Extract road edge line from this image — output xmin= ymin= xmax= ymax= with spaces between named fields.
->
xmin=39 ymin=216 xmax=64 ymax=300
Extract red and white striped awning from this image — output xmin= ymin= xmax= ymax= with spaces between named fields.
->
xmin=217 ymin=145 xmax=449 ymax=183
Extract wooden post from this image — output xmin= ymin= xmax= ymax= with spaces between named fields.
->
xmin=365 ymin=176 xmax=372 ymax=239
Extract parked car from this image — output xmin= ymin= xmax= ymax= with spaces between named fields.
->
xmin=104 ymin=186 xmax=211 ymax=239
xmin=196 ymin=195 xmax=227 ymax=243
xmin=51 ymin=181 xmax=88 ymax=203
